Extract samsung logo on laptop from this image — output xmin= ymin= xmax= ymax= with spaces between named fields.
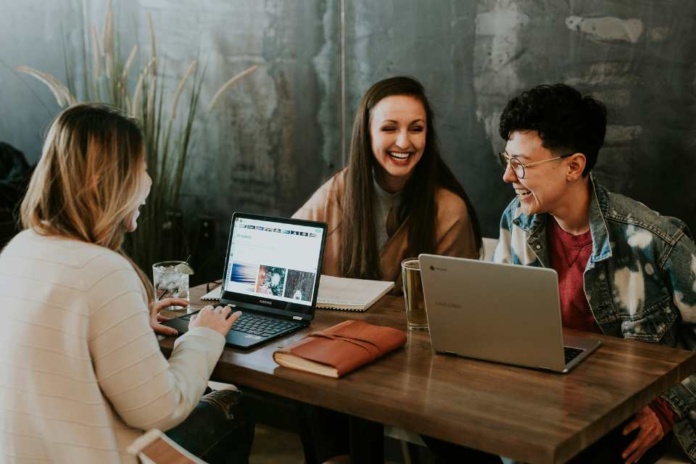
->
xmin=259 ymin=299 xmax=273 ymax=306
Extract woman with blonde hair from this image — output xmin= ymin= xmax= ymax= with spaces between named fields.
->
xmin=0 ymin=103 xmax=253 ymax=463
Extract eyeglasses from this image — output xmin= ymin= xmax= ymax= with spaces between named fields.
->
xmin=498 ymin=152 xmax=573 ymax=179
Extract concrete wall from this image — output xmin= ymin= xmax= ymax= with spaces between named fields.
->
xmin=2 ymin=0 xmax=695 ymax=279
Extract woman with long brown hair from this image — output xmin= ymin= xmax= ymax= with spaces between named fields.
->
xmin=293 ymin=76 xmax=483 ymax=463
xmin=295 ymin=75 xmax=481 ymax=287
xmin=0 ymin=103 xmax=253 ymax=463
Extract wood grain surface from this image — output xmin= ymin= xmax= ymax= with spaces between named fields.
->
xmin=158 ymin=285 xmax=696 ymax=464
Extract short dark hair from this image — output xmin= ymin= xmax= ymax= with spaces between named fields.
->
xmin=499 ymin=84 xmax=607 ymax=175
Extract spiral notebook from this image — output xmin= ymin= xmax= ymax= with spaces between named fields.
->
xmin=202 ymin=275 xmax=394 ymax=312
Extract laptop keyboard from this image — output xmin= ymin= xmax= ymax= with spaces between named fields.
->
xmin=564 ymin=346 xmax=585 ymax=364
xmin=181 ymin=312 xmax=301 ymax=337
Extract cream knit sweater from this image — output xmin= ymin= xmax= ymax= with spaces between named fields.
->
xmin=0 ymin=230 xmax=225 ymax=463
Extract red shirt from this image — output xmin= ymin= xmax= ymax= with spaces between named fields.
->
xmin=547 ymin=219 xmax=599 ymax=333
xmin=547 ymin=219 xmax=676 ymax=432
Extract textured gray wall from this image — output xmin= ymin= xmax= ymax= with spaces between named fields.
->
xmin=2 ymin=0 xmax=695 ymax=279
xmin=344 ymin=0 xmax=508 ymax=240
xmin=344 ymin=0 xmax=696 ymax=239
xmin=0 ymin=0 xmax=83 ymax=159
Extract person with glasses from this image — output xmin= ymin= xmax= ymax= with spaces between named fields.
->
xmin=495 ymin=84 xmax=696 ymax=464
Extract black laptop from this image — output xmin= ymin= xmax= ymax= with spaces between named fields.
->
xmin=163 ymin=212 xmax=327 ymax=349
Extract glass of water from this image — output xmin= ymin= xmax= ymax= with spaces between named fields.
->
xmin=401 ymin=258 xmax=428 ymax=330
xmin=152 ymin=260 xmax=193 ymax=310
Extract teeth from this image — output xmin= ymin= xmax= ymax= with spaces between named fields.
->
xmin=390 ymin=152 xmax=410 ymax=159
xmin=515 ymin=189 xmax=531 ymax=197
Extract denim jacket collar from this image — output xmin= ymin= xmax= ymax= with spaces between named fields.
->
xmin=512 ymin=175 xmax=613 ymax=268
xmin=586 ymin=178 xmax=613 ymax=264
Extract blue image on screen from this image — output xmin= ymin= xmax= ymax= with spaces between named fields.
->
xmin=230 ymin=262 xmax=258 ymax=284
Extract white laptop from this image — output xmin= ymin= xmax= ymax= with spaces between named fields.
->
xmin=418 ymin=254 xmax=601 ymax=373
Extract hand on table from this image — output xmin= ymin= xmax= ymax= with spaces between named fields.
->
xmin=622 ymin=405 xmax=664 ymax=464
xmin=190 ymin=305 xmax=241 ymax=337
xmin=150 ymin=297 xmax=189 ymax=335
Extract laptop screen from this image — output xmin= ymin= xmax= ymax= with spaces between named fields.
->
xmin=220 ymin=213 xmax=327 ymax=319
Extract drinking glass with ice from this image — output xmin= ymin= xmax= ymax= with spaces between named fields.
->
xmin=152 ymin=260 xmax=194 ymax=310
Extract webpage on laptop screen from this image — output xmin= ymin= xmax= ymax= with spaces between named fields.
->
xmin=223 ymin=218 xmax=324 ymax=306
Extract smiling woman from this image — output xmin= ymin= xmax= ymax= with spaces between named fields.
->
xmin=292 ymin=75 xmax=484 ymax=463
xmin=294 ymin=76 xmax=483 ymax=288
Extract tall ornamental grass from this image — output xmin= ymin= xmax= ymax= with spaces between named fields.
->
xmin=19 ymin=2 xmax=256 ymax=269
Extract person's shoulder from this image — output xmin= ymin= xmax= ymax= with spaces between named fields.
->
xmin=78 ymin=247 xmax=142 ymax=298
xmin=305 ymin=169 xmax=346 ymax=202
xmin=6 ymin=229 xmax=120 ymax=263
xmin=47 ymin=233 xmax=133 ymax=277
xmin=56 ymin=235 xmax=128 ymax=268
xmin=601 ymin=186 xmax=690 ymax=242
xmin=499 ymin=196 xmax=522 ymax=227
xmin=319 ymin=168 xmax=347 ymax=195
xmin=2 ymin=230 xmax=135 ymax=291
xmin=434 ymin=187 xmax=468 ymax=217
xmin=293 ymin=168 xmax=347 ymax=220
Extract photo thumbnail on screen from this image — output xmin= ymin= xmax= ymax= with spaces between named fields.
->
xmin=256 ymin=265 xmax=287 ymax=297
xmin=283 ymin=270 xmax=317 ymax=302
xmin=229 ymin=262 xmax=258 ymax=292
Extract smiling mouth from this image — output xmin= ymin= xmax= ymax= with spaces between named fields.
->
xmin=389 ymin=151 xmax=412 ymax=160
xmin=515 ymin=188 xmax=532 ymax=199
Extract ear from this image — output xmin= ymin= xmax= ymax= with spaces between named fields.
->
xmin=566 ymin=153 xmax=586 ymax=181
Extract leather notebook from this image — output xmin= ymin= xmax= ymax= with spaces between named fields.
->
xmin=273 ymin=320 xmax=407 ymax=378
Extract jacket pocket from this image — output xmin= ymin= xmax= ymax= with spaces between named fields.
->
xmin=620 ymin=296 xmax=678 ymax=343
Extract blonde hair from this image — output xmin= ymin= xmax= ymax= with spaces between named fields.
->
xmin=21 ymin=103 xmax=154 ymax=301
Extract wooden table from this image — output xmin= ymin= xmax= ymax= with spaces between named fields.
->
xmin=159 ymin=285 xmax=696 ymax=464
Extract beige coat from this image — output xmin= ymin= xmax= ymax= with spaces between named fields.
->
xmin=293 ymin=169 xmax=479 ymax=287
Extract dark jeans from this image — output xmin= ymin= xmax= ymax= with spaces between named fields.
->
xmin=166 ymin=387 xmax=255 ymax=464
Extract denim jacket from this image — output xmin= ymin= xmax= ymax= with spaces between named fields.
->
xmin=494 ymin=178 xmax=696 ymax=461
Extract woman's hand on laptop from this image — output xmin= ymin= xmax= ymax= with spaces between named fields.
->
xmin=190 ymin=305 xmax=241 ymax=337
xmin=150 ymin=297 xmax=190 ymax=336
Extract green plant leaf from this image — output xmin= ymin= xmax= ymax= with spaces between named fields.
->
xmin=18 ymin=2 xmax=256 ymax=274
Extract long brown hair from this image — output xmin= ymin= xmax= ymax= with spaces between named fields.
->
xmin=340 ymin=76 xmax=482 ymax=279
xmin=21 ymin=103 xmax=154 ymax=301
